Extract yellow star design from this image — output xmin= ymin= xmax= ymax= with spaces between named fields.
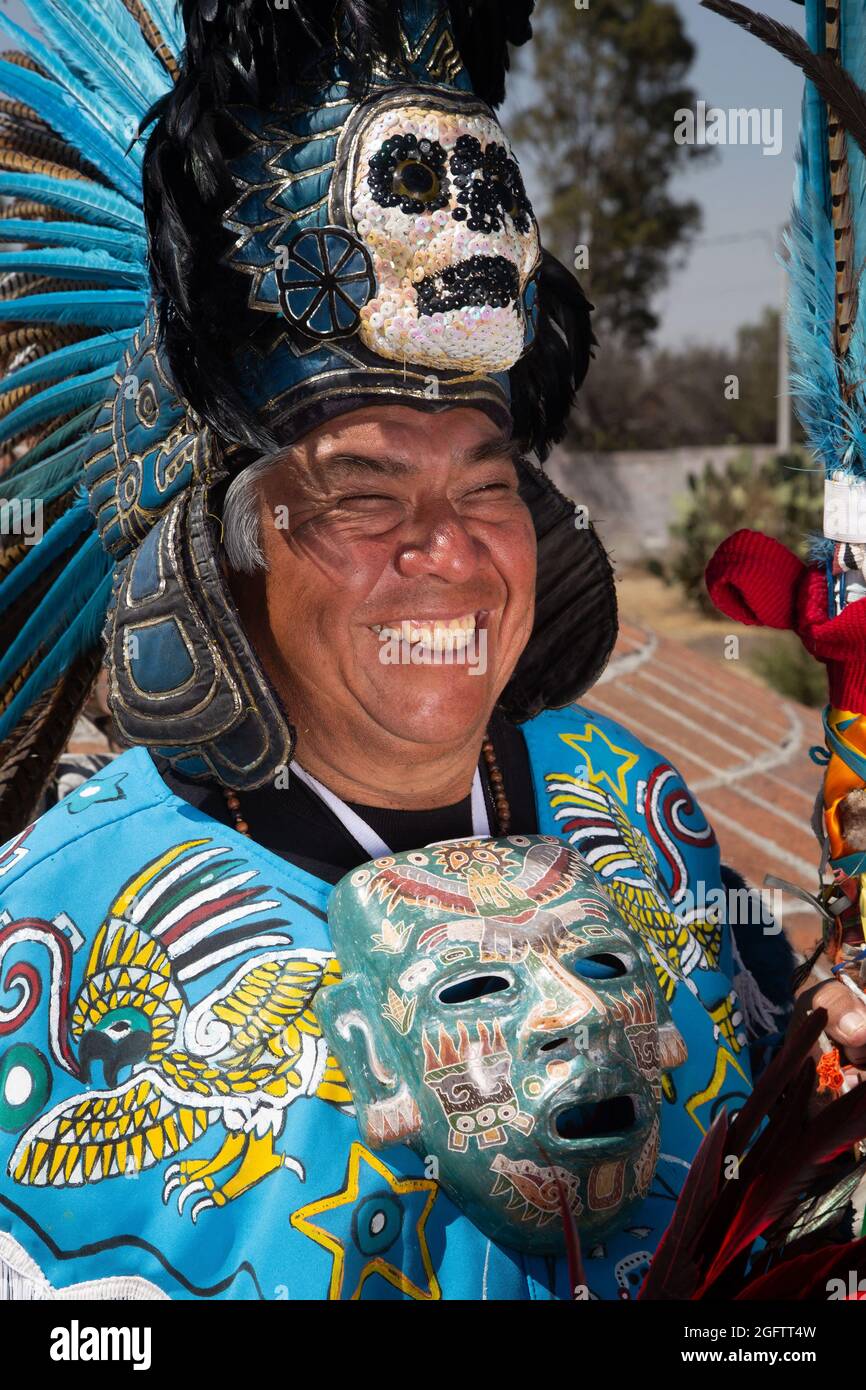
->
xmin=290 ymin=1142 xmax=441 ymax=1301
xmin=559 ymin=724 xmax=639 ymax=804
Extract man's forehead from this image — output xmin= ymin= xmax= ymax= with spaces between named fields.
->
xmin=277 ymin=407 xmax=518 ymax=477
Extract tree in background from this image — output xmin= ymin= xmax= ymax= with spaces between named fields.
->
xmin=568 ymin=308 xmax=796 ymax=450
xmin=511 ymin=0 xmax=710 ymax=348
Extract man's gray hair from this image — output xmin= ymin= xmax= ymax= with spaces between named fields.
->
xmin=221 ymin=454 xmax=281 ymax=575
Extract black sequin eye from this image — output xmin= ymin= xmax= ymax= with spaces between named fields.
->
xmin=367 ymin=133 xmax=449 ymax=214
xmin=447 ymin=135 xmax=533 ymax=235
xmin=392 ymin=158 xmax=440 ymax=203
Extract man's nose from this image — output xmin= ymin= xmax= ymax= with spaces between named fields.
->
xmin=395 ymin=505 xmax=481 ymax=583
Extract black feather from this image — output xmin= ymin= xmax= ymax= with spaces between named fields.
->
xmin=701 ymin=0 xmax=866 ymax=158
xmin=509 ymin=249 xmax=595 ymax=462
xmin=447 ymin=1 xmax=535 ymax=108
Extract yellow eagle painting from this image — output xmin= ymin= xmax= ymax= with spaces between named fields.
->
xmin=8 ymin=839 xmax=350 ymax=1221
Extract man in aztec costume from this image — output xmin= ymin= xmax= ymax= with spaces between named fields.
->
xmin=1 ymin=0 xmax=866 ymax=1303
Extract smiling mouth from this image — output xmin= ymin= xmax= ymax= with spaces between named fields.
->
xmin=553 ymin=1095 xmax=637 ymax=1142
xmin=370 ymin=610 xmax=487 ymax=650
xmin=415 ymin=254 xmax=520 ymax=316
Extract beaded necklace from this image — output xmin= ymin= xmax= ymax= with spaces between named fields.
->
xmin=222 ymin=725 xmax=511 ymax=842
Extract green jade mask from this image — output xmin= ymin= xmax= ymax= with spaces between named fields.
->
xmin=317 ymin=835 xmax=688 ymax=1254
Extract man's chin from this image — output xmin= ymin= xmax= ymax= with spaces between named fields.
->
xmin=361 ymin=669 xmax=498 ymax=746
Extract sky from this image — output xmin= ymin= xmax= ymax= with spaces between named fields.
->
xmin=501 ymin=0 xmax=807 ymax=350
xmin=2 ymin=0 xmax=806 ymax=351
xmin=658 ymin=0 xmax=806 ymax=348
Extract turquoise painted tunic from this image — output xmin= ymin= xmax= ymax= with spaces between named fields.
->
xmin=0 ymin=705 xmax=753 ymax=1300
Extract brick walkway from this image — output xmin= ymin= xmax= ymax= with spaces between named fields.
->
xmin=592 ymin=622 xmax=825 ymax=951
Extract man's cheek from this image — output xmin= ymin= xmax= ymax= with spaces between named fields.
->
xmin=286 ymin=527 xmax=392 ymax=587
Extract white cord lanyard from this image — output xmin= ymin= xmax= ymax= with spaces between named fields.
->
xmin=289 ymin=760 xmax=491 ymax=859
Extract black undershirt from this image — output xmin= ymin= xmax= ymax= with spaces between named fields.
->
xmin=156 ymin=709 xmax=538 ymax=885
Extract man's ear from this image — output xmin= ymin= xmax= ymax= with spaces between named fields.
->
xmin=315 ymin=976 xmax=423 ymax=1149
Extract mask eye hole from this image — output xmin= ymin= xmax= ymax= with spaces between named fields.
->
xmin=571 ymin=953 xmax=630 ymax=981
xmin=437 ymin=973 xmax=511 ymax=1005
xmin=393 ymin=158 xmax=440 ymax=202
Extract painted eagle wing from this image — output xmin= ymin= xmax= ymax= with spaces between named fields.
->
xmin=212 ymin=953 xmax=333 ymax=1066
xmin=369 ymin=863 xmax=477 ymax=914
xmin=510 ymin=841 xmax=578 ymax=900
xmin=9 ymin=1070 xmax=210 ymax=1187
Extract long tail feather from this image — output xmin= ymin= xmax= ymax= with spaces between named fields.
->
xmin=0 ymin=59 xmax=140 ymax=198
xmin=0 ymin=248 xmax=147 ymax=286
xmin=701 ymin=0 xmax=866 ymax=159
xmin=0 ymin=330 xmax=132 ymax=398
xmin=0 ymin=362 xmax=117 ymax=445
xmin=0 ymin=495 xmax=93 ymax=616
xmin=0 ymin=289 xmax=145 ymax=328
xmin=0 ymin=218 xmax=146 ymax=261
xmin=0 ymin=173 xmax=141 ymax=229
xmin=0 ymin=572 xmax=113 ymax=745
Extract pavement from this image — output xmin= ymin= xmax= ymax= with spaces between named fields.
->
xmin=592 ymin=621 xmax=825 ymax=953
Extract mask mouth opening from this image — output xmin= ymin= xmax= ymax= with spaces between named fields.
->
xmin=553 ymin=1094 xmax=636 ymax=1142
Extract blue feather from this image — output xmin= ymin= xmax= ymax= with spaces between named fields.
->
xmin=0 ymin=218 xmax=146 ymax=263
xmin=88 ymin=0 xmax=183 ymax=66
xmin=0 ymin=444 xmax=87 ymax=505
xmin=0 ymin=290 xmax=145 ymax=329
xmin=0 ymin=526 xmax=109 ymax=687
xmin=0 ymin=494 xmax=93 ymax=616
xmin=125 ymin=0 xmax=185 ymax=56
xmin=0 ymin=572 xmax=113 ymax=744
xmin=0 ymin=330 xmax=129 ymax=396
xmin=786 ymin=147 xmax=866 ymax=487
xmin=5 ymin=406 xmax=100 ymax=474
xmin=34 ymin=0 xmax=170 ymax=115
xmin=0 ymin=364 xmax=116 ymax=444
xmin=0 ymin=248 xmax=147 ymax=287
xmin=0 ymin=60 xmax=139 ymax=199
xmin=0 ymin=174 xmax=141 ymax=231
xmin=0 ymin=9 xmax=144 ymax=168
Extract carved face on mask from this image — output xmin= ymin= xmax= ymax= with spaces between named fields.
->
xmin=316 ymin=835 xmax=687 ymax=1255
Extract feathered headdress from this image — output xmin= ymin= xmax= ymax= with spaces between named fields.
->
xmin=0 ymin=0 xmax=617 ymax=837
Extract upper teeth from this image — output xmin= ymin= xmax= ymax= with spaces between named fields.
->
xmin=371 ymin=614 xmax=478 ymax=645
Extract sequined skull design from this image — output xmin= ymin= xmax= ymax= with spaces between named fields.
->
xmin=316 ymin=835 xmax=688 ymax=1255
xmin=348 ymin=97 xmax=540 ymax=370
xmin=227 ymin=86 xmax=541 ymax=381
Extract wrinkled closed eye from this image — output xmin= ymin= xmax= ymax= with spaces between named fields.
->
xmin=437 ymin=973 xmax=511 ymax=1005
